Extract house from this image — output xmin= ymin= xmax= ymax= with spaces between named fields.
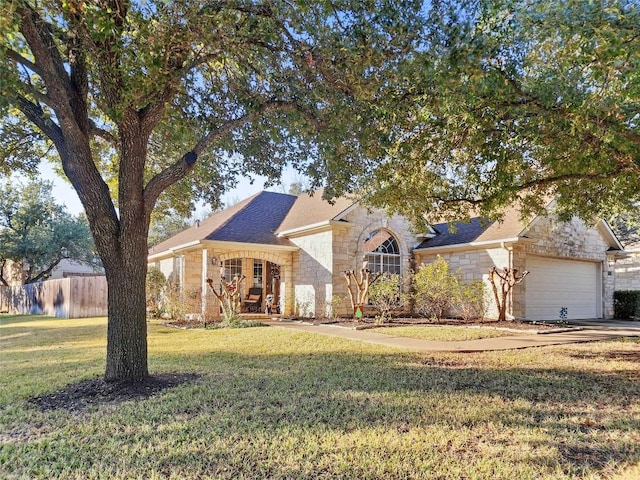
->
xmin=148 ymin=191 xmax=625 ymax=321
xmin=414 ymin=203 xmax=624 ymax=320
xmin=0 ymin=258 xmax=103 ymax=286
xmin=614 ymin=241 xmax=640 ymax=292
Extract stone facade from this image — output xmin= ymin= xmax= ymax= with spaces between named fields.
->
xmin=286 ymin=206 xmax=418 ymax=317
xmin=615 ymin=248 xmax=640 ymax=292
xmin=289 ymin=229 xmax=335 ymax=317
xmin=415 ymin=215 xmax=616 ymax=320
xmin=520 ymin=216 xmax=613 ymax=319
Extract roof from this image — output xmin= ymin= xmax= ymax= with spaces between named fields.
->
xmin=416 ymin=207 xmax=528 ymax=249
xmin=149 ymin=191 xmax=298 ymax=254
xmin=149 ymin=189 xmax=358 ymax=256
xmin=276 ymin=188 xmax=355 ymax=234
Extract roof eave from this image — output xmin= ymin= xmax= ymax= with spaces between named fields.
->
xmin=147 ymin=240 xmax=203 ymax=260
xmin=200 ymin=239 xmax=299 ymax=252
xmin=597 ymin=219 xmax=626 ymax=251
xmin=413 ymin=236 xmax=535 ymax=254
xmin=277 ymin=220 xmax=353 ymax=238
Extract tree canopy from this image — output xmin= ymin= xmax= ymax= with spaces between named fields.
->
xmin=0 ymin=179 xmax=100 ymax=285
xmin=356 ymin=0 xmax=640 ymax=229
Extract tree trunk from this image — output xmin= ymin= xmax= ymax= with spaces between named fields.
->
xmin=103 ymin=233 xmax=149 ymax=382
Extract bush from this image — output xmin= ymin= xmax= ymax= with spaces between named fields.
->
xmin=456 ymin=280 xmax=486 ymax=321
xmin=146 ymin=267 xmax=167 ymax=318
xmin=164 ymin=283 xmax=187 ymax=321
xmin=412 ymin=257 xmax=459 ymax=319
xmin=368 ymin=273 xmax=403 ymax=324
xmin=613 ymin=290 xmax=640 ymax=320
xmin=411 ymin=256 xmax=486 ymax=321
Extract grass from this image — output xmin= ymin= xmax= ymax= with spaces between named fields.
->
xmin=1 ymin=314 xmax=639 ymax=479
xmin=368 ymin=325 xmax=516 ymax=341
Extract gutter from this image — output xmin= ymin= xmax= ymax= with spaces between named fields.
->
xmin=413 ymin=236 xmax=537 ymax=254
xmin=277 ymin=220 xmax=352 ymax=238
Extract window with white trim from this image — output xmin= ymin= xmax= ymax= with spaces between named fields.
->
xmin=363 ymin=229 xmax=401 ymax=275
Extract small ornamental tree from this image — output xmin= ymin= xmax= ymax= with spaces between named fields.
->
xmin=343 ymin=268 xmax=373 ymax=321
xmin=368 ymin=273 xmax=402 ymax=324
xmin=489 ymin=267 xmax=529 ymax=322
xmin=206 ymin=275 xmax=246 ymax=323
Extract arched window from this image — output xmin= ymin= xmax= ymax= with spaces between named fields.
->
xmin=363 ymin=229 xmax=401 ymax=275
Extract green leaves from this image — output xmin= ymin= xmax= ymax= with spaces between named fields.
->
xmin=354 ymin=0 xmax=640 ymax=228
xmin=0 ymin=179 xmax=100 ymax=284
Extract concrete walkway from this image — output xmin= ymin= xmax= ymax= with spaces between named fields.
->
xmin=262 ymin=319 xmax=640 ymax=353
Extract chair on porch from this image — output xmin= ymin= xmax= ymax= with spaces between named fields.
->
xmin=241 ymin=287 xmax=262 ymax=313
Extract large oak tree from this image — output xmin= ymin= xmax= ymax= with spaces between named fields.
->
xmin=0 ymin=0 xmax=425 ymax=381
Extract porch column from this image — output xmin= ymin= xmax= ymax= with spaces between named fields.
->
xmin=202 ymin=248 xmax=221 ymax=321
xmin=201 ymin=248 xmax=208 ymax=320
xmin=283 ymin=264 xmax=294 ymax=316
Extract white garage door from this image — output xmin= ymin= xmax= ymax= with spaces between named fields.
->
xmin=525 ymin=257 xmax=600 ymax=321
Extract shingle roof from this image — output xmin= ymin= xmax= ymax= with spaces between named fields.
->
xmin=149 ymin=191 xmax=297 ymax=254
xmin=416 ymin=207 xmax=529 ymax=249
xmin=276 ymin=188 xmax=355 ymax=234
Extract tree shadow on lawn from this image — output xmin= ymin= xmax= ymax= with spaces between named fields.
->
xmin=20 ymin=346 xmax=640 ymax=477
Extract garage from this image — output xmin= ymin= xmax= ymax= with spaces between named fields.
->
xmin=524 ymin=256 xmax=601 ymax=321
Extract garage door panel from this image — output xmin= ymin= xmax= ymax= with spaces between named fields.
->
xmin=525 ymin=257 xmax=599 ymax=321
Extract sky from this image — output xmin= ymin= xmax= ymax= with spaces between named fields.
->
xmin=34 ymin=160 xmax=304 ymax=217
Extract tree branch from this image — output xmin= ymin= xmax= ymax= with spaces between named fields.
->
xmin=4 ymin=47 xmax=43 ymax=77
xmin=29 ymin=258 xmax=62 ymax=284
xmin=15 ymin=94 xmax=64 ymax=147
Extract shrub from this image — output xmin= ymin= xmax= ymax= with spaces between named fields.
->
xmin=411 ymin=256 xmax=487 ymax=321
xmin=456 ymin=279 xmax=486 ymax=321
xmin=146 ymin=267 xmax=167 ymax=318
xmin=613 ymin=290 xmax=640 ymax=319
xmin=412 ymin=257 xmax=459 ymax=319
xmin=164 ymin=282 xmax=187 ymax=321
xmin=368 ymin=273 xmax=403 ymax=324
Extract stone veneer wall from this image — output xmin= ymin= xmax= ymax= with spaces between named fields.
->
xmin=286 ymin=205 xmax=417 ymax=318
xmin=414 ymin=215 xmax=615 ymax=320
xmin=333 ymin=207 xmax=416 ymax=316
xmin=615 ymin=248 xmax=640 ymax=292
xmin=289 ymin=230 xmax=335 ymax=317
xmin=520 ymin=216 xmax=613 ymax=318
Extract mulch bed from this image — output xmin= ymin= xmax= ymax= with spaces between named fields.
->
xmin=310 ymin=317 xmax=567 ymax=331
xmin=162 ymin=316 xmax=567 ymax=332
xmin=29 ymin=373 xmax=200 ymax=413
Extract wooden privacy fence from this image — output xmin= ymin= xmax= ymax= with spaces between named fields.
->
xmin=0 ymin=276 xmax=108 ymax=318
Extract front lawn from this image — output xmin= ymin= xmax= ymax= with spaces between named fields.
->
xmin=368 ymin=325 xmax=516 ymax=341
xmin=1 ymin=315 xmax=639 ymax=479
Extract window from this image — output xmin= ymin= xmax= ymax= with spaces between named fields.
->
xmin=363 ymin=229 xmax=401 ymax=275
xmin=223 ymin=258 xmax=242 ymax=282
xmin=253 ymin=261 xmax=263 ymax=288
